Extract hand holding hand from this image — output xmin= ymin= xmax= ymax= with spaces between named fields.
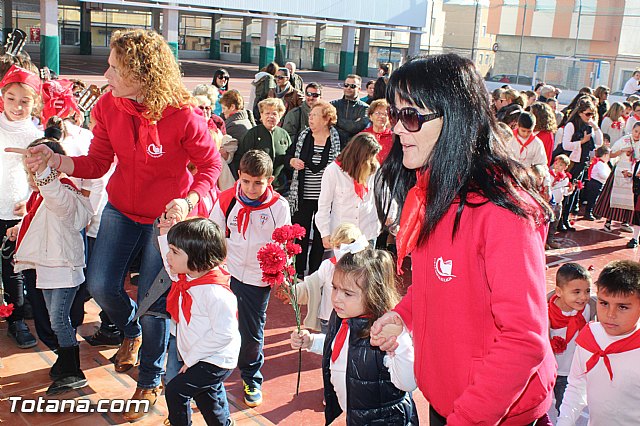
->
xmin=158 ymin=213 xmax=177 ymax=235
xmin=370 ymin=311 xmax=404 ymax=354
xmin=290 ymin=329 xmax=312 ymax=350
xmin=165 ymin=198 xmax=190 ymax=222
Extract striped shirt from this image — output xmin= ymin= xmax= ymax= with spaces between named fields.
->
xmin=303 ymin=145 xmax=326 ymax=200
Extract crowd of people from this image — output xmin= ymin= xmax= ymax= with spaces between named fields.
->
xmin=1 ymin=27 xmax=640 ymax=426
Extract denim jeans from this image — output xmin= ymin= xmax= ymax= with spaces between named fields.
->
xmin=165 ymin=333 xmax=182 ymax=385
xmin=87 ymin=203 xmax=168 ymax=389
xmin=165 ymin=361 xmax=233 ymax=426
xmin=1 ymin=218 xmax=25 ymax=323
xmin=42 ymin=286 xmax=79 ymax=348
xmin=230 ymin=278 xmax=270 ymax=388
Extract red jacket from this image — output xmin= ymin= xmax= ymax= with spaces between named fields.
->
xmin=537 ymin=130 xmax=555 ymax=165
xmin=394 ymin=192 xmax=555 ymax=425
xmin=362 ymin=125 xmax=394 ymax=164
xmin=72 ymin=92 xmax=221 ymax=224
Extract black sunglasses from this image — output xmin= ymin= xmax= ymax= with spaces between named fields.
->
xmin=217 ymin=76 xmax=229 ymax=80
xmin=388 ymin=105 xmax=443 ymax=132
xmin=583 ymin=111 xmax=594 ymax=118
xmin=305 ymin=92 xmax=321 ymax=98
xmin=276 ymin=75 xmax=288 ymax=80
xmin=343 ymin=83 xmax=359 ymax=89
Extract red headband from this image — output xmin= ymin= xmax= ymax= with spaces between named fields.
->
xmin=0 ymin=64 xmax=41 ymax=94
xmin=41 ymin=79 xmax=81 ymax=125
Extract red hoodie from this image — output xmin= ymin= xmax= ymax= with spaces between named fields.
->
xmin=394 ymin=192 xmax=555 ymax=425
xmin=72 ymin=92 xmax=221 ymax=224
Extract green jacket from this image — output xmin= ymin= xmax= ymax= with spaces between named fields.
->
xmin=235 ymin=124 xmax=292 ymax=193
xmin=282 ymin=102 xmax=311 ymax=144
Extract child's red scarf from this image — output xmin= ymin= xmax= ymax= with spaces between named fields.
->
xmin=550 ymin=170 xmax=570 ymax=186
xmin=335 ymin=160 xmax=368 ymax=200
xmin=588 ymin=158 xmax=605 ymax=180
xmin=575 ymin=325 xmax=640 ymax=380
xmin=513 ymin=128 xmax=537 ymax=154
xmin=166 ymin=268 xmax=231 ymax=324
xmin=548 ymin=294 xmax=587 ymax=353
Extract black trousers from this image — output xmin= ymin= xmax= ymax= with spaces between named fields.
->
xmin=292 ymin=199 xmax=324 ymax=276
xmin=584 ymin=179 xmax=604 ymax=215
xmin=165 ymin=361 xmax=233 ymax=426
xmin=1 ymin=219 xmax=25 ymax=323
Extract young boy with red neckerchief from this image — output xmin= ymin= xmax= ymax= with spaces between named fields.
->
xmin=557 ymin=260 xmax=640 ymax=426
xmin=507 ymin=111 xmax=548 ymax=167
xmin=209 ymin=149 xmax=291 ymax=408
xmin=548 ymin=263 xmax=596 ymax=414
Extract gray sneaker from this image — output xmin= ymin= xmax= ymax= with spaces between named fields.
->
xmin=621 ymin=223 xmax=634 ymax=233
xmin=7 ymin=320 xmax=37 ymax=349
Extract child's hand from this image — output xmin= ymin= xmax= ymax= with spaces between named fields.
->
xmin=13 ymin=201 xmax=26 ymax=217
xmin=178 ymin=364 xmax=188 ymax=374
xmin=5 ymin=146 xmax=51 ymax=174
xmin=291 ymin=329 xmax=312 ymax=350
xmin=370 ymin=312 xmax=404 ymax=354
xmin=6 ymin=225 xmax=19 ymax=241
xmin=158 ymin=213 xmax=177 ymax=235
xmin=322 ymin=236 xmax=332 ymax=249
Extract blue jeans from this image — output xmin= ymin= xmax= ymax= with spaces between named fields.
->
xmin=165 ymin=333 xmax=182 ymax=385
xmin=87 ymin=203 xmax=169 ymax=389
xmin=165 ymin=361 xmax=233 ymax=426
xmin=42 ymin=287 xmax=79 ymax=348
xmin=230 ymin=278 xmax=270 ymax=388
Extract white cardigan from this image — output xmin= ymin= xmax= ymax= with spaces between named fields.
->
xmin=14 ymin=168 xmax=93 ymax=280
xmin=0 ymin=113 xmax=43 ymax=220
xmin=315 ymin=162 xmax=380 ymax=241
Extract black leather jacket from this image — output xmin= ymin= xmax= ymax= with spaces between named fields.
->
xmin=330 ymin=97 xmax=370 ymax=148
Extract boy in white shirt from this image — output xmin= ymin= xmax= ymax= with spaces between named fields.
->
xmin=584 ymin=146 xmax=611 ymax=221
xmin=548 ymin=154 xmax=574 ymax=240
xmin=557 ymin=260 xmax=640 ymax=426
xmin=159 ymin=217 xmax=240 ymax=426
xmin=210 ymin=150 xmax=291 ymax=407
xmin=507 ymin=111 xmax=548 ymax=167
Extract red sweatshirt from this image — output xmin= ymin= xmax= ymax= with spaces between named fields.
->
xmin=394 ymin=192 xmax=555 ymax=425
xmin=72 ymin=92 xmax=221 ymax=224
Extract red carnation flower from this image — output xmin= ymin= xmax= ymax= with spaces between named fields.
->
xmin=550 ymin=336 xmax=568 ymax=354
xmin=0 ymin=303 xmax=14 ymax=318
xmin=285 ymin=241 xmax=302 ymax=256
xmin=257 ymin=243 xmax=287 ymax=274
xmin=291 ymin=224 xmax=306 ymax=239
xmin=262 ymin=271 xmax=285 ymax=287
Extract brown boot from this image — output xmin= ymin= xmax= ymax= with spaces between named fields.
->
xmin=114 ymin=336 xmax=142 ymax=373
xmin=123 ymin=385 xmax=161 ymax=422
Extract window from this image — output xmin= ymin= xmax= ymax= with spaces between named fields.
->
xmin=482 ymin=25 xmax=487 ymax=37
xmin=222 ymin=43 xmax=230 ymax=53
xmin=503 ymin=0 xmax=519 ymax=6
xmin=574 ymin=0 xmax=596 ymax=13
xmin=535 ymin=0 xmax=556 ymax=11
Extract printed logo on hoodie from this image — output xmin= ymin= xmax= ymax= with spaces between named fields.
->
xmin=434 ymin=257 xmax=456 ymax=282
xmin=147 ymin=144 xmax=165 ymax=158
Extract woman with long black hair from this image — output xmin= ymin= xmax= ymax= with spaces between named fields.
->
xmin=370 ymin=54 xmax=555 ymax=425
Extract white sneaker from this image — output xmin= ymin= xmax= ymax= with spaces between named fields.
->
xmin=621 ymin=223 xmax=634 ymax=233
xmin=604 ymin=222 xmax=612 ymax=232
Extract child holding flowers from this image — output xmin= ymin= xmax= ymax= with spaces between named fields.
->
xmin=209 ymin=150 xmax=290 ymax=407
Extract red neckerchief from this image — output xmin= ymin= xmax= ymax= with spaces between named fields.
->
xmin=41 ymin=79 xmax=81 ymax=125
xmin=331 ymin=315 xmax=370 ymax=363
xmin=395 ymin=171 xmax=428 ymax=274
xmin=513 ymin=128 xmax=537 ymax=154
xmin=112 ymin=96 xmax=161 ymax=159
xmin=329 ymin=256 xmax=337 ymax=265
xmin=548 ymin=294 xmax=587 ymax=349
xmin=16 ymin=177 xmax=78 ymax=249
xmin=635 ymin=113 xmax=640 ymax=121
xmin=576 ymin=325 xmax=640 ymax=380
xmin=166 ymin=268 xmax=231 ymax=324
xmin=550 ymin=170 xmax=570 ymax=186
xmin=611 ymin=120 xmax=623 ymax=130
xmin=235 ymin=184 xmax=280 ymax=238
xmin=588 ymin=158 xmax=605 ymax=180
xmin=335 ymin=160 xmax=368 ymax=200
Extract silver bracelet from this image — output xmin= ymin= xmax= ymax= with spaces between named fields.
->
xmin=183 ymin=197 xmax=194 ymax=212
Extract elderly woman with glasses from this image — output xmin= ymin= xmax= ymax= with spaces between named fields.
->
xmin=285 ymin=100 xmax=341 ymax=277
xmin=370 ymin=54 xmax=555 ymax=426
xmin=362 ymin=98 xmax=393 ymax=164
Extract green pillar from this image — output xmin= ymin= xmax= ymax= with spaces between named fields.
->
xmin=210 ymin=39 xmax=221 ymax=60
xmin=241 ymin=42 xmax=252 ymax=63
xmin=80 ymin=31 xmax=92 ymax=55
xmin=79 ymin=2 xmax=92 ymax=55
xmin=313 ymin=47 xmax=325 ymax=71
xmin=339 ymin=51 xmax=355 ymax=81
xmin=168 ymin=41 xmax=178 ymax=60
xmin=259 ymin=46 xmax=275 ymax=70
xmin=40 ymin=35 xmax=60 ymax=75
xmin=209 ymin=14 xmax=221 ymax=60
xmin=356 ymin=28 xmax=370 ymax=78
xmin=275 ymin=41 xmax=286 ymax=67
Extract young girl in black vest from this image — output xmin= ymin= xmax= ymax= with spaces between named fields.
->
xmin=291 ymin=248 xmax=418 ymax=425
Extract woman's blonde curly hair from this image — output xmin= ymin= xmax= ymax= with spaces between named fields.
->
xmin=110 ymin=29 xmax=193 ymax=121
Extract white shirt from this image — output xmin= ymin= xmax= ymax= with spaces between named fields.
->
xmin=315 ymin=162 xmax=380 ymax=241
xmin=506 ymin=134 xmax=548 ymax=167
xmin=562 ymin=122 xmax=604 ymax=163
xmin=557 ymin=323 xmax=640 ymax=426
xmin=316 ymin=259 xmax=336 ymax=322
xmin=590 ymin=160 xmax=611 ymax=185
xmin=600 ymin=117 xmax=626 ymax=144
xmin=625 ymin=115 xmax=639 ymax=136
xmin=550 ymin=174 xmax=571 ymax=206
xmin=0 ymin=113 xmax=43 ymax=220
xmin=622 ymin=77 xmax=640 ymax=96
xmin=158 ymin=235 xmax=240 ymax=369
xmin=308 ymin=328 xmax=417 ymax=412
xmin=550 ymin=304 xmax=592 ymax=376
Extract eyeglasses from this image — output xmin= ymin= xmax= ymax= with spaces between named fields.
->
xmin=217 ymin=76 xmax=229 ymax=81
xmin=198 ymin=105 xmax=212 ymax=112
xmin=343 ymin=83 xmax=359 ymax=89
xmin=388 ymin=105 xmax=443 ymax=132
xmin=373 ymin=111 xmax=388 ymax=117
xmin=583 ymin=112 xmax=594 ymax=118
xmin=276 ymin=75 xmax=288 ymax=80
xmin=305 ymin=92 xmax=321 ymax=98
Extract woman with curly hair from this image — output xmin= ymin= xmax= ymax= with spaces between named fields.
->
xmin=22 ymin=29 xmax=222 ymax=422
xmin=529 ymin=102 xmax=558 ymax=165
